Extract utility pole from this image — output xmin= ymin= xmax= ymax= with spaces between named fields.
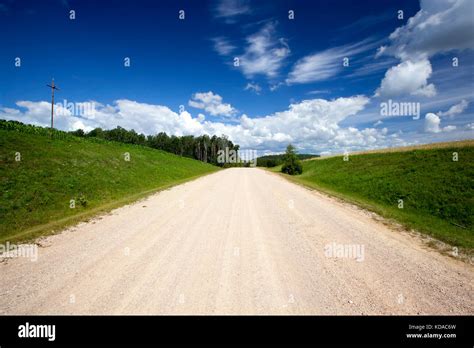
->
xmin=46 ymin=78 xmax=60 ymax=129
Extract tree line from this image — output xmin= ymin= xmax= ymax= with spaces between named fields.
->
xmin=0 ymin=120 xmax=240 ymax=167
xmin=72 ymin=126 xmax=240 ymax=166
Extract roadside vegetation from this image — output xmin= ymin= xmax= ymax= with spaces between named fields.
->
xmin=2 ymin=120 xmax=239 ymax=166
xmin=273 ymin=141 xmax=474 ymax=251
xmin=281 ymin=144 xmax=303 ymax=175
xmin=0 ymin=121 xmax=220 ymax=243
xmin=256 ymin=153 xmax=318 ymax=167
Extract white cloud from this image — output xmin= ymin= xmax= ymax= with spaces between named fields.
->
xmin=373 ymin=120 xmax=383 ymax=127
xmin=348 ymin=58 xmax=397 ymax=78
xmin=71 ymin=120 xmax=93 ymax=132
xmin=287 ymin=48 xmax=343 ymax=84
xmin=188 ymin=91 xmax=237 ymax=117
xmin=214 ymin=0 xmax=251 ymax=23
xmin=1 ymin=95 xmax=405 ymax=154
xmin=375 ymin=59 xmax=436 ymax=98
xmin=424 ymin=113 xmax=441 ymax=133
xmin=238 ymin=22 xmax=290 ymax=79
xmin=229 ymin=95 xmax=392 ymax=152
xmin=286 ymin=38 xmax=378 ymax=84
xmin=375 ymin=0 xmax=474 ymax=100
xmin=412 ymin=83 xmax=437 ymax=98
xmin=424 ymin=112 xmax=457 ymax=133
xmin=381 ymin=0 xmax=474 ymax=60
xmin=269 ymin=82 xmax=284 ymax=91
xmin=197 ymin=113 xmax=206 ymax=122
xmin=2 ymin=100 xmax=206 ymax=137
xmin=212 ymin=37 xmax=236 ymax=56
xmin=240 ymin=114 xmax=254 ymax=129
xmin=307 ymin=90 xmax=330 ymax=95
xmin=438 ymin=99 xmax=469 ymax=117
xmin=244 ymin=82 xmax=262 ymax=94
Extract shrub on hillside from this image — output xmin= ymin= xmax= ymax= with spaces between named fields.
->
xmin=281 ymin=144 xmax=303 ymax=175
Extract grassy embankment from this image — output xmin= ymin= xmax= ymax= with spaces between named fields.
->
xmin=272 ymin=141 xmax=474 ymax=252
xmin=0 ymin=127 xmax=219 ymax=243
xmin=256 ymin=153 xmax=319 ymax=167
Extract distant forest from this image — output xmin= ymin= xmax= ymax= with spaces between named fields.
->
xmin=0 ymin=120 xmax=240 ymax=166
xmin=256 ymin=153 xmax=319 ymax=167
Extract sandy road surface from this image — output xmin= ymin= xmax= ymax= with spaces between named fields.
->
xmin=0 ymin=168 xmax=472 ymax=314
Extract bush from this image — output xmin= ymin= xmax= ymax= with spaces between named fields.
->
xmin=281 ymin=144 xmax=303 ymax=175
xmin=70 ymin=129 xmax=85 ymax=137
xmin=282 ymin=161 xmax=303 ymax=175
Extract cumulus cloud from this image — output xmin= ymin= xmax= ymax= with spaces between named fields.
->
xmin=1 ymin=100 xmax=205 ymax=137
xmin=375 ymin=0 xmax=474 ymax=99
xmin=424 ymin=113 xmax=457 ymax=133
xmin=238 ymin=22 xmax=290 ymax=79
xmin=1 ymin=95 xmax=404 ymax=154
xmin=375 ymin=59 xmax=436 ymax=98
xmin=229 ymin=95 xmax=394 ymax=151
xmin=286 ymin=38 xmax=379 ymax=84
xmin=438 ymin=99 xmax=469 ymax=117
xmin=197 ymin=113 xmax=206 ymax=122
xmin=424 ymin=113 xmax=441 ymax=133
xmin=188 ymin=91 xmax=237 ymax=117
xmin=381 ymin=0 xmax=474 ymax=60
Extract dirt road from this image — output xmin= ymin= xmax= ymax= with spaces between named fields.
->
xmin=0 ymin=168 xmax=472 ymax=314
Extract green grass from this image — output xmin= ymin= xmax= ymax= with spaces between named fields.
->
xmin=0 ymin=129 xmax=219 ymax=243
xmin=272 ymin=142 xmax=474 ymax=251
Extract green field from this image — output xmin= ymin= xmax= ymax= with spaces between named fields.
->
xmin=272 ymin=142 xmax=474 ymax=251
xmin=0 ymin=129 xmax=219 ymax=243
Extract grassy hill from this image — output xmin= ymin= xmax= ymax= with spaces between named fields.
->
xmin=0 ymin=127 xmax=219 ymax=243
xmin=257 ymin=153 xmax=319 ymax=167
xmin=272 ymin=141 xmax=474 ymax=251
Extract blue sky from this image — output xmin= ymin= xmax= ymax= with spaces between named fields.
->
xmin=1 ymin=0 xmax=473 ymax=154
